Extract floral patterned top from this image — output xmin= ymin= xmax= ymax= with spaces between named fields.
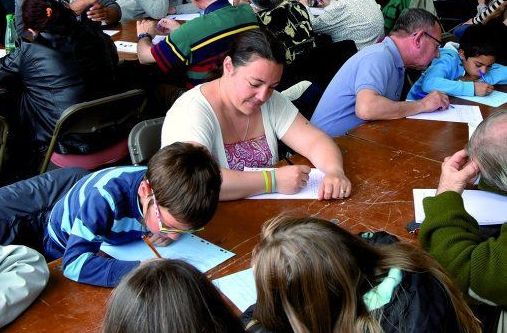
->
xmin=224 ymin=135 xmax=273 ymax=170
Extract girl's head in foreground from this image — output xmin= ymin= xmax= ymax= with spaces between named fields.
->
xmin=251 ymin=216 xmax=481 ymax=333
xmin=220 ymin=29 xmax=286 ymax=115
xmin=103 ymin=259 xmax=245 ymax=333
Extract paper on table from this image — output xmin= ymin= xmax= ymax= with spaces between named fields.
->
xmin=0 ymin=49 xmax=6 ymax=58
xmin=114 ymin=41 xmax=137 ymax=54
xmin=407 ymin=104 xmax=483 ymax=126
xmin=468 ymin=123 xmax=477 ymax=139
xmin=166 ymin=13 xmax=200 ymax=21
xmin=100 ymin=233 xmax=235 ymax=273
xmin=244 ymin=167 xmax=324 ymax=199
xmin=455 ymin=90 xmax=507 ymax=107
xmin=213 ymin=268 xmax=257 ymax=312
xmin=413 ymin=189 xmax=507 ymax=225
xmin=103 ymin=30 xmax=119 ymax=36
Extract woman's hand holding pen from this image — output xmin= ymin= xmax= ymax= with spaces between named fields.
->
xmin=275 ymin=165 xmax=311 ymax=194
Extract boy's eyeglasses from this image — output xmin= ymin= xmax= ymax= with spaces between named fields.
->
xmin=151 ymin=194 xmax=204 ymax=235
xmin=145 ymin=179 xmax=204 ymax=235
xmin=423 ymin=31 xmax=443 ymax=50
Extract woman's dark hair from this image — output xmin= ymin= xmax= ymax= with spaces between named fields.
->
xmin=22 ymin=0 xmax=77 ymax=35
xmin=460 ymin=24 xmax=498 ymax=59
xmin=103 ymin=259 xmax=246 ymax=333
xmin=229 ymin=28 xmax=286 ymax=68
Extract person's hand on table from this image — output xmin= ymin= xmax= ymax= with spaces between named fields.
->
xmin=318 ymin=171 xmax=351 ymax=200
xmin=86 ymin=2 xmax=110 ymax=22
xmin=275 ymin=165 xmax=311 ymax=194
xmin=149 ymin=233 xmax=175 ymax=247
xmin=420 ymin=91 xmax=450 ymax=112
xmin=157 ymin=18 xmax=181 ymax=34
xmin=136 ymin=19 xmax=158 ymax=36
xmin=436 ymin=149 xmax=480 ymax=195
xmin=474 ymin=81 xmax=494 ymax=96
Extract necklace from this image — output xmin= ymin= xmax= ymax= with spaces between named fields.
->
xmin=217 ymin=78 xmax=250 ymax=142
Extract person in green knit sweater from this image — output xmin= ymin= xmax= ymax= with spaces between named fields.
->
xmin=419 ymin=109 xmax=507 ymax=331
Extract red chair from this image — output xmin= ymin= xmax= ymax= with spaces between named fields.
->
xmin=40 ymin=89 xmax=146 ymax=173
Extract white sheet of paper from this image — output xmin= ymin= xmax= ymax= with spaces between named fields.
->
xmin=114 ymin=41 xmax=137 ymax=54
xmin=0 ymin=49 xmax=6 ymax=58
xmin=244 ymin=168 xmax=324 ymax=199
xmin=413 ymin=189 xmax=507 ymax=225
xmin=308 ymin=7 xmax=325 ymax=16
xmin=152 ymin=35 xmax=167 ymax=45
xmin=455 ymin=90 xmax=507 ymax=107
xmin=407 ymin=104 xmax=483 ymax=126
xmin=103 ymin=30 xmax=119 ymax=36
xmin=100 ymin=234 xmax=235 ymax=273
xmin=166 ymin=13 xmax=200 ymax=21
xmin=468 ymin=123 xmax=477 ymax=139
xmin=213 ymin=268 xmax=257 ymax=312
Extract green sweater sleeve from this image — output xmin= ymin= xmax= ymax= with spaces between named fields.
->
xmin=418 ymin=191 xmax=507 ymax=306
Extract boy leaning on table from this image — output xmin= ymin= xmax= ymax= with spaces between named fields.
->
xmin=0 ymin=142 xmax=222 ymax=287
xmin=419 ymin=110 xmax=507 ymax=331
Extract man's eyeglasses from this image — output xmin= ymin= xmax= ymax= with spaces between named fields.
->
xmin=146 ymin=180 xmax=204 ymax=235
xmin=423 ymin=31 xmax=442 ymax=50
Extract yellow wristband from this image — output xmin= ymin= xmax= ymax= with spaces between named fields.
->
xmin=262 ymin=170 xmax=270 ymax=193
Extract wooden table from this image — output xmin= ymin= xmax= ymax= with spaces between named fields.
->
xmin=111 ymin=21 xmax=138 ymax=61
xmin=4 ymin=83 xmax=506 ymax=332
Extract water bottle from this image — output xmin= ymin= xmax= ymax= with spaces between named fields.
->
xmin=5 ymin=14 xmax=17 ymax=54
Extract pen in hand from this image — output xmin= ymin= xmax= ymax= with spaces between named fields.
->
xmin=142 ymin=234 xmax=162 ymax=258
xmin=479 ymin=70 xmax=487 ymax=83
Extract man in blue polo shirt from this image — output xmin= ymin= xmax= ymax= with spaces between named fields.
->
xmin=311 ymin=8 xmax=450 ymax=137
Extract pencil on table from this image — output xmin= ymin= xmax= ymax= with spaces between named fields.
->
xmin=142 ymin=234 xmax=162 ymax=258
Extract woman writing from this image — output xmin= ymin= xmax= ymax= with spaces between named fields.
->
xmin=161 ymin=29 xmax=351 ymax=201
xmin=243 ymin=216 xmax=481 ymax=333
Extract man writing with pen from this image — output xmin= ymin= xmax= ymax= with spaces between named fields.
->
xmin=0 ymin=142 xmax=222 ymax=287
xmin=407 ymin=23 xmax=507 ymax=101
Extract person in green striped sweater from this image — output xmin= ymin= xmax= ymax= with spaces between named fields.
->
xmin=419 ymin=109 xmax=507 ymax=331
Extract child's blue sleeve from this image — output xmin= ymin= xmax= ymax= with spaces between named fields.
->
xmin=484 ymin=63 xmax=507 ymax=85
xmin=420 ymin=57 xmax=475 ymax=97
xmin=61 ymin=192 xmax=140 ymax=287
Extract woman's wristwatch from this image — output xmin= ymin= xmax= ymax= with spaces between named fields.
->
xmin=137 ymin=32 xmax=153 ymax=41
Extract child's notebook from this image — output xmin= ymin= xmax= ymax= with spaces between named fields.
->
xmin=101 ymin=234 xmax=235 ymax=272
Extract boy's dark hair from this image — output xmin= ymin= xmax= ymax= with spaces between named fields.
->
xmin=460 ymin=24 xmax=498 ymax=59
xmin=103 ymin=259 xmax=246 ymax=333
xmin=145 ymin=142 xmax=222 ymax=228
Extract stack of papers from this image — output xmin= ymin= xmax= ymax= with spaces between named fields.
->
xmin=413 ymin=189 xmax=507 ymax=225
xmin=114 ymin=41 xmax=137 ymax=54
xmin=455 ymin=90 xmax=507 ymax=108
xmin=407 ymin=104 xmax=483 ymax=138
xmin=0 ymin=49 xmax=6 ymax=58
xmin=100 ymin=234 xmax=235 ymax=273
xmin=103 ymin=30 xmax=119 ymax=36
xmin=213 ymin=268 xmax=257 ymax=312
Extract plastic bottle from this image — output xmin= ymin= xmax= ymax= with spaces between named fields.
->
xmin=5 ymin=14 xmax=17 ymax=54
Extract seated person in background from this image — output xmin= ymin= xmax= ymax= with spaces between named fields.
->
xmin=0 ymin=143 xmax=222 ymax=287
xmin=454 ymin=0 xmax=507 ymax=39
xmin=103 ymin=259 xmax=246 ymax=333
xmin=1 ymin=0 xmax=118 ymax=168
xmin=161 ymin=29 xmax=351 ymax=201
xmin=419 ymin=110 xmax=507 ymax=330
xmin=15 ymin=0 xmax=121 ymax=36
xmin=116 ymin=0 xmax=198 ymax=22
xmin=408 ymin=24 xmax=507 ymax=100
xmin=298 ymin=0 xmax=384 ymax=50
xmin=242 ymin=216 xmax=481 ymax=333
xmin=310 ymin=8 xmax=450 ymax=137
xmin=381 ymin=0 xmax=437 ymax=34
xmin=136 ymin=0 xmax=258 ymax=89
xmin=252 ymin=0 xmax=315 ymax=64
xmin=0 ymin=245 xmax=49 ymax=328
